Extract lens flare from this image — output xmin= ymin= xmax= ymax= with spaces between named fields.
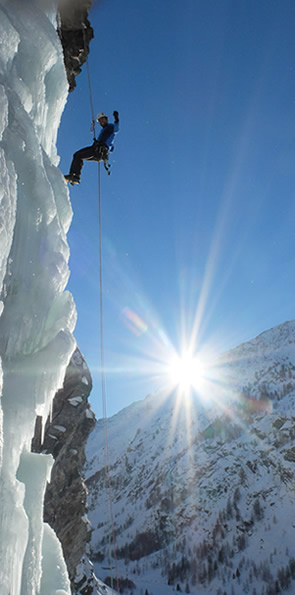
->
xmin=166 ymin=350 xmax=207 ymax=393
xmin=122 ymin=306 xmax=148 ymax=336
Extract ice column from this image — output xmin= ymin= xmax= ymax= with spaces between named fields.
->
xmin=0 ymin=0 xmax=75 ymax=593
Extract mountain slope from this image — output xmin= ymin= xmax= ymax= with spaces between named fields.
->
xmin=85 ymin=320 xmax=295 ymax=594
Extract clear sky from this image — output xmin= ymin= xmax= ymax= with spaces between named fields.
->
xmin=57 ymin=0 xmax=295 ymax=419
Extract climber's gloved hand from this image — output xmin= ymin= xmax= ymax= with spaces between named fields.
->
xmin=113 ymin=110 xmax=119 ymax=123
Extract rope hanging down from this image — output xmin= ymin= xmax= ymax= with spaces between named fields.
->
xmin=98 ymin=163 xmax=120 ymax=593
xmin=80 ymin=23 xmax=119 ymax=586
xmin=82 ymin=23 xmax=96 ymax=139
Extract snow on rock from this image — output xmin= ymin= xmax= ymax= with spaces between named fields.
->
xmin=74 ymin=556 xmax=117 ymax=595
xmin=68 ymin=395 xmax=83 ymax=406
xmin=86 ymin=408 xmax=95 ymax=420
xmin=0 ymin=0 xmax=75 ymax=593
xmin=53 ymin=425 xmax=67 ymax=432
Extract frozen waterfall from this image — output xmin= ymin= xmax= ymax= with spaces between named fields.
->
xmin=0 ymin=0 xmax=76 ymax=593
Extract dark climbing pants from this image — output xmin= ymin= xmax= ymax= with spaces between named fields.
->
xmin=70 ymin=142 xmax=108 ymax=176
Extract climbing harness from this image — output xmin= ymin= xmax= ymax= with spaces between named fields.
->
xmin=94 ymin=142 xmax=111 ymax=175
xmin=97 ymin=164 xmax=120 ymax=593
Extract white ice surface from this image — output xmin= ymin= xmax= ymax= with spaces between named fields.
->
xmin=0 ymin=0 xmax=75 ymax=593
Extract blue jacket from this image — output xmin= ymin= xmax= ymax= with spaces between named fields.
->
xmin=98 ymin=121 xmax=119 ymax=150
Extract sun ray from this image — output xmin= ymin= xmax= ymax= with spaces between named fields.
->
xmin=91 ymin=230 xmax=267 ymax=461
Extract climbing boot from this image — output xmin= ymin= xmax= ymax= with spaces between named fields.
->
xmin=65 ymin=173 xmax=81 ymax=185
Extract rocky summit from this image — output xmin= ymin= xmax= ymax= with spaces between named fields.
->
xmin=85 ymin=320 xmax=295 ymax=595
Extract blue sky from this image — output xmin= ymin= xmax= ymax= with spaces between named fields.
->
xmin=57 ymin=0 xmax=295 ymax=418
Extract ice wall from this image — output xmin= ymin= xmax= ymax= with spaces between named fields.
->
xmin=0 ymin=0 xmax=76 ymax=593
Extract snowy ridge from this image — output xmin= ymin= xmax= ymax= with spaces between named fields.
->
xmin=0 ymin=1 xmax=76 ymax=593
xmin=218 ymin=320 xmax=295 ymax=390
xmin=85 ymin=320 xmax=295 ymax=594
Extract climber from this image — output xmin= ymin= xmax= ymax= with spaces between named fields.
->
xmin=65 ymin=110 xmax=119 ymax=185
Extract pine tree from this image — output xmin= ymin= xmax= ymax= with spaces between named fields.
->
xmin=233 ymin=487 xmax=241 ymax=504
xmin=253 ymin=497 xmax=264 ymax=520
xmin=226 ymin=497 xmax=233 ymax=518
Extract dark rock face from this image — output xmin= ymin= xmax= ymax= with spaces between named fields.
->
xmin=32 ymin=348 xmax=96 ymax=589
xmin=57 ymin=0 xmax=94 ymax=92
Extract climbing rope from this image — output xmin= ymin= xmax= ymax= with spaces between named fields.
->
xmin=98 ymin=163 xmax=120 ymax=593
xmin=81 ymin=20 xmax=113 ymax=175
xmin=82 ymin=23 xmax=96 ymax=139
xmin=79 ymin=21 xmax=119 ymax=587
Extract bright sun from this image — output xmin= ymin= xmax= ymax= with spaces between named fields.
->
xmin=167 ymin=351 xmax=206 ymax=392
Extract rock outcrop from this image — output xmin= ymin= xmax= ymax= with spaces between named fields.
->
xmin=32 ymin=348 xmax=96 ymax=590
xmin=57 ymin=0 xmax=94 ymax=92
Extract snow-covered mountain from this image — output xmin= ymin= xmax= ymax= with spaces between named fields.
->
xmin=85 ymin=320 xmax=295 ymax=594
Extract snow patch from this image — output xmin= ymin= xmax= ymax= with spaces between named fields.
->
xmin=86 ymin=408 xmax=95 ymax=420
xmin=68 ymin=396 xmax=83 ymax=406
xmin=53 ymin=425 xmax=67 ymax=433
